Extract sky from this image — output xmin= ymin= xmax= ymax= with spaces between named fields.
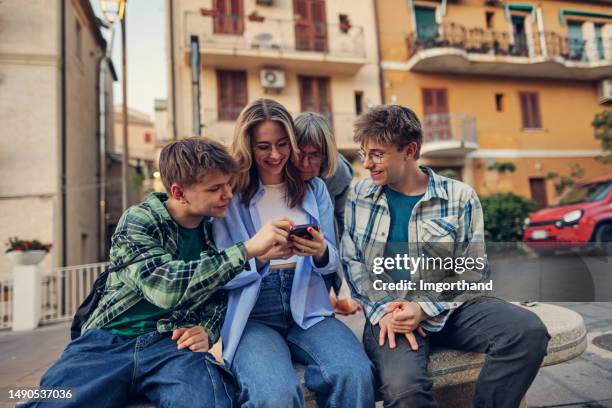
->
xmin=91 ymin=0 xmax=166 ymax=118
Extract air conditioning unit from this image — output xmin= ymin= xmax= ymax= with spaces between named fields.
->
xmin=256 ymin=0 xmax=273 ymax=5
xmin=597 ymin=78 xmax=612 ymax=104
xmin=260 ymin=69 xmax=286 ymax=92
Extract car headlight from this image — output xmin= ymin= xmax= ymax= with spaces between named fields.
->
xmin=523 ymin=217 xmax=530 ymax=228
xmin=562 ymin=209 xmax=583 ymax=225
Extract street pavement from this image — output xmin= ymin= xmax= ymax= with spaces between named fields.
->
xmin=0 ymin=250 xmax=611 ymax=407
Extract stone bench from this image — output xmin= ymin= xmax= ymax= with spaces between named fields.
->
xmin=299 ymin=303 xmax=587 ymax=407
xmin=129 ymin=303 xmax=586 ymax=407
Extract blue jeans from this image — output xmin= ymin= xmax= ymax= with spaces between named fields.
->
xmin=23 ymin=329 xmax=235 ymax=408
xmin=231 ymin=269 xmax=375 ymax=408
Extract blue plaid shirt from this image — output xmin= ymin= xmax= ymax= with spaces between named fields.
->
xmin=341 ymin=167 xmax=489 ymax=331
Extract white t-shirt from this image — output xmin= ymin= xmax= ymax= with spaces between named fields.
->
xmin=257 ymin=183 xmax=308 ymax=265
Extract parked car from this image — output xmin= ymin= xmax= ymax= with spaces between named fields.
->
xmin=522 ymin=176 xmax=612 ymax=254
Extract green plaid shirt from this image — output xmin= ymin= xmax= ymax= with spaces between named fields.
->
xmin=82 ymin=192 xmax=249 ymax=347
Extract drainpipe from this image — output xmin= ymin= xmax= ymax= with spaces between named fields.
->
xmin=169 ymin=0 xmax=178 ymax=140
xmin=60 ymin=0 xmax=67 ymax=266
xmin=373 ymin=0 xmax=385 ymax=104
xmin=190 ymin=35 xmax=201 ymax=136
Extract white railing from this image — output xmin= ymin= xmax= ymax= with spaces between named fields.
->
xmin=422 ymin=113 xmax=478 ymax=145
xmin=40 ymin=262 xmax=108 ymax=325
xmin=0 ymin=279 xmax=13 ymax=330
xmin=184 ymin=11 xmax=367 ymax=60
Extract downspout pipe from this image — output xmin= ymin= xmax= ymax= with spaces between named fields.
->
xmin=190 ymin=35 xmax=201 ymax=136
xmin=373 ymin=0 xmax=385 ymax=104
xmin=169 ymin=0 xmax=178 ymax=140
xmin=60 ymin=0 xmax=67 ymax=266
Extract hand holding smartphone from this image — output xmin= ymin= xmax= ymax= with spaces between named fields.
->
xmin=289 ymin=224 xmax=320 ymax=240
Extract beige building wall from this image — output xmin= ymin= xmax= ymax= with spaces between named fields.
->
xmin=0 ymin=0 xmax=107 ymax=275
xmin=113 ymin=106 xmax=156 ymax=163
xmin=168 ymin=0 xmax=382 ymax=147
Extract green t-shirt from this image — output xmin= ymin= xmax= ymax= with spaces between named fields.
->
xmin=382 ymin=186 xmax=424 ymax=282
xmin=103 ymin=221 xmax=206 ymax=338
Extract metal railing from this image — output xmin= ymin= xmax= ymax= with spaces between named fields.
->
xmin=0 ymin=279 xmax=13 ymax=330
xmin=184 ymin=11 xmax=366 ymax=59
xmin=422 ymin=113 xmax=478 ymax=145
xmin=40 ymin=262 xmax=108 ymax=325
xmin=406 ymin=22 xmax=612 ymax=64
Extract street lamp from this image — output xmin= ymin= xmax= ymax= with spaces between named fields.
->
xmin=100 ymin=0 xmax=129 ymax=211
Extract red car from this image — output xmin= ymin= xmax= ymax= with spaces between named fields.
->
xmin=522 ymin=175 xmax=612 ymax=254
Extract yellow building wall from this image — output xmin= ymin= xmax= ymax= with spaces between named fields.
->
xmin=377 ymin=0 xmax=612 ymax=201
xmin=384 ymin=71 xmax=603 ymax=151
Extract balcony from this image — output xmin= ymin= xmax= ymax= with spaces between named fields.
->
xmin=403 ymin=23 xmax=612 ymax=80
xmin=420 ymin=113 xmax=478 ymax=158
xmin=183 ymin=11 xmax=367 ymax=74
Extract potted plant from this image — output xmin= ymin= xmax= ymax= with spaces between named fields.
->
xmin=4 ymin=237 xmax=52 ymax=266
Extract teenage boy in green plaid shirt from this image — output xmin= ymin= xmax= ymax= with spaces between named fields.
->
xmin=342 ymin=105 xmax=550 ymax=408
xmin=26 ymin=138 xmax=292 ymax=408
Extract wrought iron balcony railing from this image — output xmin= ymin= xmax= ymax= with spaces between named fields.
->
xmin=406 ymin=22 xmax=611 ymax=64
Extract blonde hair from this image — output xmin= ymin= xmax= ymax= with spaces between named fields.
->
xmin=232 ymin=98 xmax=306 ymax=207
xmin=294 ymin=112 xmax=338 ymax=178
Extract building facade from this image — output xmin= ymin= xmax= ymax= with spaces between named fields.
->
xmin=166 ymin=0 xmax=382 ymax=149
xmin=0 ymin=0 xmax=113 ymax=275
xmin=377 ymin=0 xmax=612 ymax=206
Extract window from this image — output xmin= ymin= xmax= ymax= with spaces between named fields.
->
xmin=595 ymin=23 xmax=605 ymax=61
xmin=567 ymin=20 xmax=584 ymax=60
xmin=495 ymin=93 xmax=504 ymax=112
xmin=519 ymin=92 xmax=542 ymax=129
xmin=294 ymin=0 xmax=328 ymax=52
xmin=299 ymin=76 xmax=332 ymax=122
xmin=415 ymin=6 xmax=438 ymax=41
xmin=510 ymin=15 xmax=528 ymax=56
xmin=217 ymin=70 xmax=247 ymax=121
xmin=339 ymin=14 xmax=351 ymax=34
xmin=354 ymin=91 xmax=363 ymax=115
xmin=422 ymin=88 xmax=450 ymax=140
xmin=76 ymin=19 xmax=82 ymax=60
xmin=144 ymin=132 xmax=152 ymax=144
xmin=485 ymin=11 xmax=494 ymax=29
xmin=214 ymin=0 xmax=244 ymax=35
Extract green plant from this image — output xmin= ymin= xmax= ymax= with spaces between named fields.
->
xmin=483 ymin=161 xmax=516 ymax=193
xmin=480 ymin=193 xmax=536 ymax=242
xmin=486 ymin=161 xmax=516 ymax=174
xmin=5 ymin=237 xmax=52 ymax=253
xmin=545 ymin=163 xmax=585 ymax=196
xmin=437 ymin=169 xmax=460 ymax=180
xmin=592 ymin=110 xmax=612 ymax=164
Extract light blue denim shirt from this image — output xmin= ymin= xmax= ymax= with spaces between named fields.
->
xmin=213 ymin=177 xmax=338 ymax=365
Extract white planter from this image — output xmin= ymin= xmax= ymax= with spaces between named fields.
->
xmin=12 ymin=265 xmax=41 ymax=331
xmin=6 ymin=250 xmax=47 ymax=266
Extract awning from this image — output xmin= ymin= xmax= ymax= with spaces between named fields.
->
xmin=559 ymin=9 xmax=612 ymax=26
xmin=504 ymin=3 xmax=535 ymax=20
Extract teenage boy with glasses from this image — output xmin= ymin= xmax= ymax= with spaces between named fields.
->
xmin=342 ymin=105 xmax=550 ymax=408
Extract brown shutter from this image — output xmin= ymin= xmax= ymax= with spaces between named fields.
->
xmin=218 ymin=70 xmax=247 ymax=120
xmin=531 ymin=93 xmax=541 ymax=128
xmin=312 ymin=0 xmax=328 ymax=52
xmin=519 ymin=92 xmax=530 ymax=128
xmin=214 ymin=0 xmax=243 ymax=35
xmin=422 ymin=88 xmax=435 ymax=116
xmin=519 ymin=92 xmax=541 ymax=129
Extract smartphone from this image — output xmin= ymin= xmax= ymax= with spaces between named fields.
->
xmin=290 ymin=224 xmax=320 ymax=240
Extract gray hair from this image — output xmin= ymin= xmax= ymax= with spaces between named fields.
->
xmin=294 ymin=112 xmax=338 ymax=178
